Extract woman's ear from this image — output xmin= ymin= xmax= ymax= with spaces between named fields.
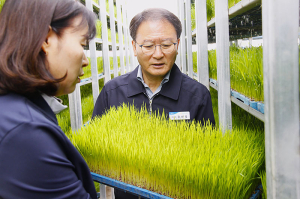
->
xmin=41 ymin=26 xmax=55 ymax=55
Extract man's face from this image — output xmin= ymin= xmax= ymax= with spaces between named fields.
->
xmin=132 ymin=20 xmax=180 ymax=80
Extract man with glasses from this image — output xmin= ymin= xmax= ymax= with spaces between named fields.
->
xmin=92 ymin=8 xmax=215 ymax=197
xmin=93 ymin=7 xmax=214 ymax=125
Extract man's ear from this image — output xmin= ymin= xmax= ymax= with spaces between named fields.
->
xmin=176 ymin=38 xmax=180 ymax=50
xmin=132 ymin=40 xmax=137 ymax=56
xmin=41 ymin=26 xmax=55 ymax=55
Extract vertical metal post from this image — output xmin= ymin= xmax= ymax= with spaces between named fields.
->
xmin=179 ymin=0 xmax=187 ymax=73
xmin=185 ymin=0 xmax=193 ymax=78
xmin=86 ymin=0 xmax=99 ymax=105
xmin=263 ymin=0 xmax=300 ymax=198
xmin=215 ymin=0 xmax=232 ymax=132
xmin=195 ymin=0 xmax=209 ymax=90
xmin=123 ymin=6 xmax=130 ymax=73
xmin=126 ymin=5 xmax=136 ymax=71
xmin=175 ymin=0 xmax=182 ymax=67
xmin=68 ymin=84 xmax=82 ymax=131
xmin=100 ymin=0 xmax=111 ymax=83
xmin=100 ymin=184 xmax=106 ymax=199
xmin=116 ymin=1 xmax=125 ymax=75
xmin=109 ymin=0 xmax=118 ymax=78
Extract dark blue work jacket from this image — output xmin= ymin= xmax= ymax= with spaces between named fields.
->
xmin=0 ymin=92 xmax=97 ymax=199
xmin=92 ymin=64 xmax=215 ymax=125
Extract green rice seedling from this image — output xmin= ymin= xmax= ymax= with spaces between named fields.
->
xmin=106 ymin=0 xmax=109 ymax=13
xmin=68 ymin=104 xmax=265 ymax=199
xmin=81 ymin=57 xmax=105 ymax=80
xmin=230 ymin=46 xmax=264 ymax=101
xmin=57 ymin=108 xmax=71 ymax=134
xmin=208 ymin=50 xmax=218 ymax=80
xmin=192 ymin=51 xmax=197 ymax=73
xmin=0 ymin=0 xmax=5 ymax=12
xmin=96 ymin=20 xmax=102 ymax=39
xmin=57 ymin=78 xmax=105 ymax=133
xmin=259 ymin=170 xmax=267 ymax=199
xmin=191 ymin=4 xmax=196 ymax=31
xmin=206 ymin=0 xmax=215 ymax=22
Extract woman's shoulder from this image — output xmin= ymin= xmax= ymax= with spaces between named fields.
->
xmin=0 ymin=93 xmax=60 ymax=140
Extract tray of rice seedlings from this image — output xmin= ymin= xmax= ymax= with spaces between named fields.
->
xmin=206 ymin=46 xmax=264 ymax=102
xmin=230 ymin=45 xmax=263 ymax=102
xmin=68 ymin=103 xmax=265 ymax=199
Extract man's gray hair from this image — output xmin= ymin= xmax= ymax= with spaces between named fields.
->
xmin=129 ymin=8 xmax=182 ymax=41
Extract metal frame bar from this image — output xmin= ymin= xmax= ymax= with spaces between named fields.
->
xmin=215 ymin=0 xmax=232 ymax=132
xmin=109 ymin=0 xmax=118 ymax=78
xmin=116 ymin=1 xmax=125 ymax=75
xmin=100 ymin=0 xmax=111 ymax=83
xmin=123 ymin=3 xmax=130 ymax=73
xmin=262 ymin=0 xmax=300 ymax=197
xmin=185 ymin=0 xmax=193 ymax=78
xmin=178 ymin=0 xmax=187 ymax=73
xmin=86 ymin=0 xmax=100 ymax=105
xmin=195 ymin=0 xmax=209 ymax=90
xmin=68 ymin=84 xmax=82 ymax=130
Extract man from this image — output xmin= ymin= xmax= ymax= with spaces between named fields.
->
xmin=92 ymin=8 xmax=215 ymax=199
xmin=93 ymin=8 xmax=214 ymax=125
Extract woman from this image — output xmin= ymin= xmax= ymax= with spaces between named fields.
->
xmin=0 ymin=0 xmax=97 ymax=198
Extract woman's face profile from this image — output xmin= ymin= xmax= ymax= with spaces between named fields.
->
xmin=43 ymin=16 xmax=89 ymax=96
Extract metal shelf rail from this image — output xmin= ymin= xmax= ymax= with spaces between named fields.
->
xmin=91 ymin=172 xmax=262 ymax=199
xmin=208 ymin=78 xmax=264 ymax=122
xmin=91 ymin=172 xmax=172 ymax=199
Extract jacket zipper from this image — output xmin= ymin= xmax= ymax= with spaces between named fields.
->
xmin=144 ymin=93 xmax=158 ymax=116
xmin=149 ymin=99 xmax=152 ymax=116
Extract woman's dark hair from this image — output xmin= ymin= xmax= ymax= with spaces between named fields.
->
xmin=129 ymin=8 xmax=182 ymax=41
xmin=0 ymin=0 xmax=96 ymax=96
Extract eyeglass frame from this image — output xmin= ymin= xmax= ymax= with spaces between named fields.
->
xmin=135 ymin=41 xmax=178 ymax=55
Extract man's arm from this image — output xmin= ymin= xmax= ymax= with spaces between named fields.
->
xmin=197 ymin=91 xmax=215 ymax=126
xmin=92 ymin=85 xmax=108 ymax=120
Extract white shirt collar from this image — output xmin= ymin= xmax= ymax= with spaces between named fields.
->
xmin=41 ymin=94 xmax=68 ymax=114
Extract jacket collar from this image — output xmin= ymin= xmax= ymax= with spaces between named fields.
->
xmin=127 ymin=64 xmax=182 ymax=100
xmin=26 ymin=93 xmax=58 ymax=125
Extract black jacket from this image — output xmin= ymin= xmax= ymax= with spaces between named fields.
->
xmin=0 ymin=92 xmax=97 ymax=199
xmin=92 ymin=64 xmax=215 ymax=125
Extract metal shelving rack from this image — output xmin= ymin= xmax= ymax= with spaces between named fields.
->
xmin=68 ymin=1 xmax=135 ymax=197
xmin=69 ymin=0 xmax=134 ymax=131
xmin=66 ymin=0 xmax=300 ymax=198
xmin=179 ymin=0 xmax=300 ymax=198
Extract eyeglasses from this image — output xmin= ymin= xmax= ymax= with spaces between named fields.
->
xmin=135 ymin=42 xmax=177 ymax=55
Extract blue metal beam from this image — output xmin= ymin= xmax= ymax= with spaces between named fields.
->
xmin=91 ymin=172 xmax=173 ymax=199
